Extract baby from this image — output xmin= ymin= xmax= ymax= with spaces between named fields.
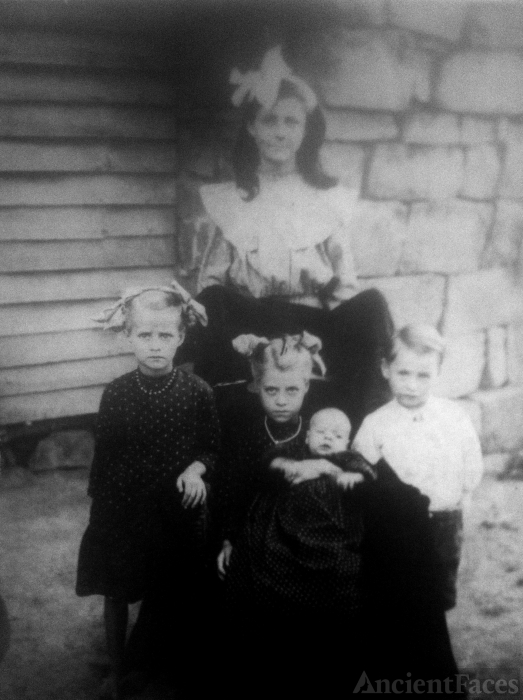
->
xmin=273 ymin=407 xmax=375 ymax=488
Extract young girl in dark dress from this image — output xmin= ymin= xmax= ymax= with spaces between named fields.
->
xmin=76 ymin=283 xmax=219 ymax=699
xmin=216 ymin=334 xmax=377 ymax=696
xmin=216 ymin=333 xmax=462 ymax=698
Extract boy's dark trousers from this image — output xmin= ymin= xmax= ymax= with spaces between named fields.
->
xmin=429 ymin=508 xmax=464 ymax=611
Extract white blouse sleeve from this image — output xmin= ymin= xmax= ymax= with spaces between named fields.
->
xmin=321 ymin=185 xmax=360 ymax=307
xmin=323 ymin=232 xmax=359 ymax=306
xmin=196 ymin=225 xmax=234 ymax=292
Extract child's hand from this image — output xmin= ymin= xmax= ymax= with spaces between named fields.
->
xmin=290 ymin=459 xmax=342 ymax=484
xmin=176 ymin=461 xmax=207 ymax=508
xmin=336 ymin=472 xmax=364 ymax=490
xmin=217 ymin=540 xmax=233 ymax=580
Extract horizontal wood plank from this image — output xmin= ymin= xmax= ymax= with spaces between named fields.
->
xmin=0 ymin=299 xmax=113 ymax=336
xmin=0 ymin=385 xmax=104 ymax=424
xmin=0 ymin=328 xmax=130 ymax=367
xmin=0 ymin=174 xmax=177 ymax=205
xmin=0 ymin=236 xmax=176 ymax=272
xmin=0 ymin=142 xmax=178 ymax=172
xmin=0 ymin=31 xmax=163 ymax=71
xmin=0 ymin=104 xmax=177 ymax=138
xmin=0 ymin=354 xmax=136 ymax=396
xmin=0 ymin=206 xmax=177 ymax=241
xmin=0 ymin=69 xmax=178 ymax=105
xmin=0 ymin=268 xmax=175 ymax=304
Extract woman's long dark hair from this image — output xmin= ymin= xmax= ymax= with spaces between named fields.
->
xmin=232 ymin=80 xmax=337 ymax=200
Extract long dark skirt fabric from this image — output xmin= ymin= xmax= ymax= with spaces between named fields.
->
xmin=179 ymin=285 xmax=394 ymax=434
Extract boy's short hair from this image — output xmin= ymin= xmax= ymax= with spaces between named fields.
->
xmin=386 ymin=323 xmax=446 ymax=363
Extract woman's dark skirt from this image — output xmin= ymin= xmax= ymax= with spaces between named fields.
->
xmin=179 ymin=285 xmax=394 ymax=435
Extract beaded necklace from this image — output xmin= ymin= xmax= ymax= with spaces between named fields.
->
xmin=135 ymin=369 xmax=176 ymax=396
xmin=264 ymin=416 xmax=302 ymax=445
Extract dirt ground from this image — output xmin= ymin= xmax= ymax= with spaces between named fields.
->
xmin=0 ymin=469 xmax=522 ymax=700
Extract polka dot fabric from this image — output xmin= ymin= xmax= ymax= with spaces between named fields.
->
xmin=221 ymin=417 xmax=367 ymax=618
xmin=76 ymin=367 xmax=220 ymax=603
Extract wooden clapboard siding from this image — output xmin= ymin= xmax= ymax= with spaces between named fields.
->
xmin=0 ymin=207 xmax=177 ymax=241
xmin=0 ymin=328 xmax=130 ymax=368
xmin=0 ymin=28 xmax=183 ymax=423
xmin=0 ymin=69 xmax=178 ymax=105
xmin=0 ymin=236 xmax=175 ymax=272
xmin=0 ymin=105 xmax=177 ymax=139
xmin=0 ymin=300 xmax=114 ymax=336
xmin=0 ymin=142 xmax=178 ymax=172
xmin=0 ymin=386 xmax=104 ymax=424
xmin=2 ymin=355 xmax=136 ymax=395
xmin=0 ymin=174 xmax=177 ymax=205
xmin=0 ymin=268 xmax=174 ymax=304
xmin=0 ymin=31 xmax=164 ymax=71
xmin=0 ymin=354 xmax=136 ymax=396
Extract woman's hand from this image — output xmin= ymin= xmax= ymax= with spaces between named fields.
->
xmin=217 ymin=540 xmax=233 ymax=580
xmin=176 ymin=461 xmax=207 ymax=508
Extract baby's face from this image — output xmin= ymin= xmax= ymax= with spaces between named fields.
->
xmin=306 ymin=412 xmax=351 ymax=456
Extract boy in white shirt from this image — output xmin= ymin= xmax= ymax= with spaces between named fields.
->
xmin=353 ymin=323 xmax=483 ymax=610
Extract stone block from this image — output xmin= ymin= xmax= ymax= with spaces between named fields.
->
xmin=461 ymin=145 xmax=500 ymax=200
xmin=325 ymin=110 xmax=398 ymax=142
xmin=482 ymin=201 xmax=523 ymax=270
xmin=360 ymin=273 xmax=446 ymax=328
xmin=471 ymin=386 xmax=523 ymax=453
xmin=461 ymin=117 xmax=497 ymax=145
xmin=367 ymin=144 xmax=463 ymax=200
xmin=482 ymin=453 xmax=512 ymax=478
xmin=390 ymin=0 xmax=467 ymax=42
xmin=456 ymin=397 xmax=482 ymax=436
xmin=403 ymin=112 xmax=497 ymax=146
xmin=399 ymin=200 xmax=491 ymax=275
xmin=437 ymin=51 xmax=523 ymax=114
xmin=467 ymin=4 xmax=523 ymax=50
xmin=29 ymin=430 xmax=95 ymax=472
xmin=507 ymin=323 xmax=523 ymax=385
xmin=321 ymin=30 xmax=431 ymax=110
xmin=334 ymin=0 xmax=388 ymax=26
xmin=349 ymin=200 xmax=408 ymax=276
xmin=321 ymin=143 xmax=366 ymax=190
xmin=403 ymin=111 xmax=461 ymax=145
xmin=483 ymin=326 xmax=508 ymax=389
xmin=498 ymin=120 xmax=523 ymax=199
xmin=434 ymin=331 xmax=485 ymax=399
xmin=443 ymin=268 xmax=523 ymax=335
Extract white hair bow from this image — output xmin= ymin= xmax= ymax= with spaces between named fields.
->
xmin=93 ymin=279 xmax=208 ymax=331
xmin=230 ymin=46 xmax=317 ymax=112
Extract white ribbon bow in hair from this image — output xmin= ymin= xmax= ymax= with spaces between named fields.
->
xmin=230 ymin=46 xmax=317 ymax=112
xmin=232 ymin=331 xmax=326 ymax=378
xmin=93 ymin=279 xmax=208 ymax=331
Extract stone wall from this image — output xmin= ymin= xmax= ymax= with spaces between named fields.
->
xmin=178 ymin=0 xmax=523 ymax=471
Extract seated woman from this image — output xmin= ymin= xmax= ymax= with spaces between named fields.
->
xmin=180 ymin=46 xmax=393 ymax=433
